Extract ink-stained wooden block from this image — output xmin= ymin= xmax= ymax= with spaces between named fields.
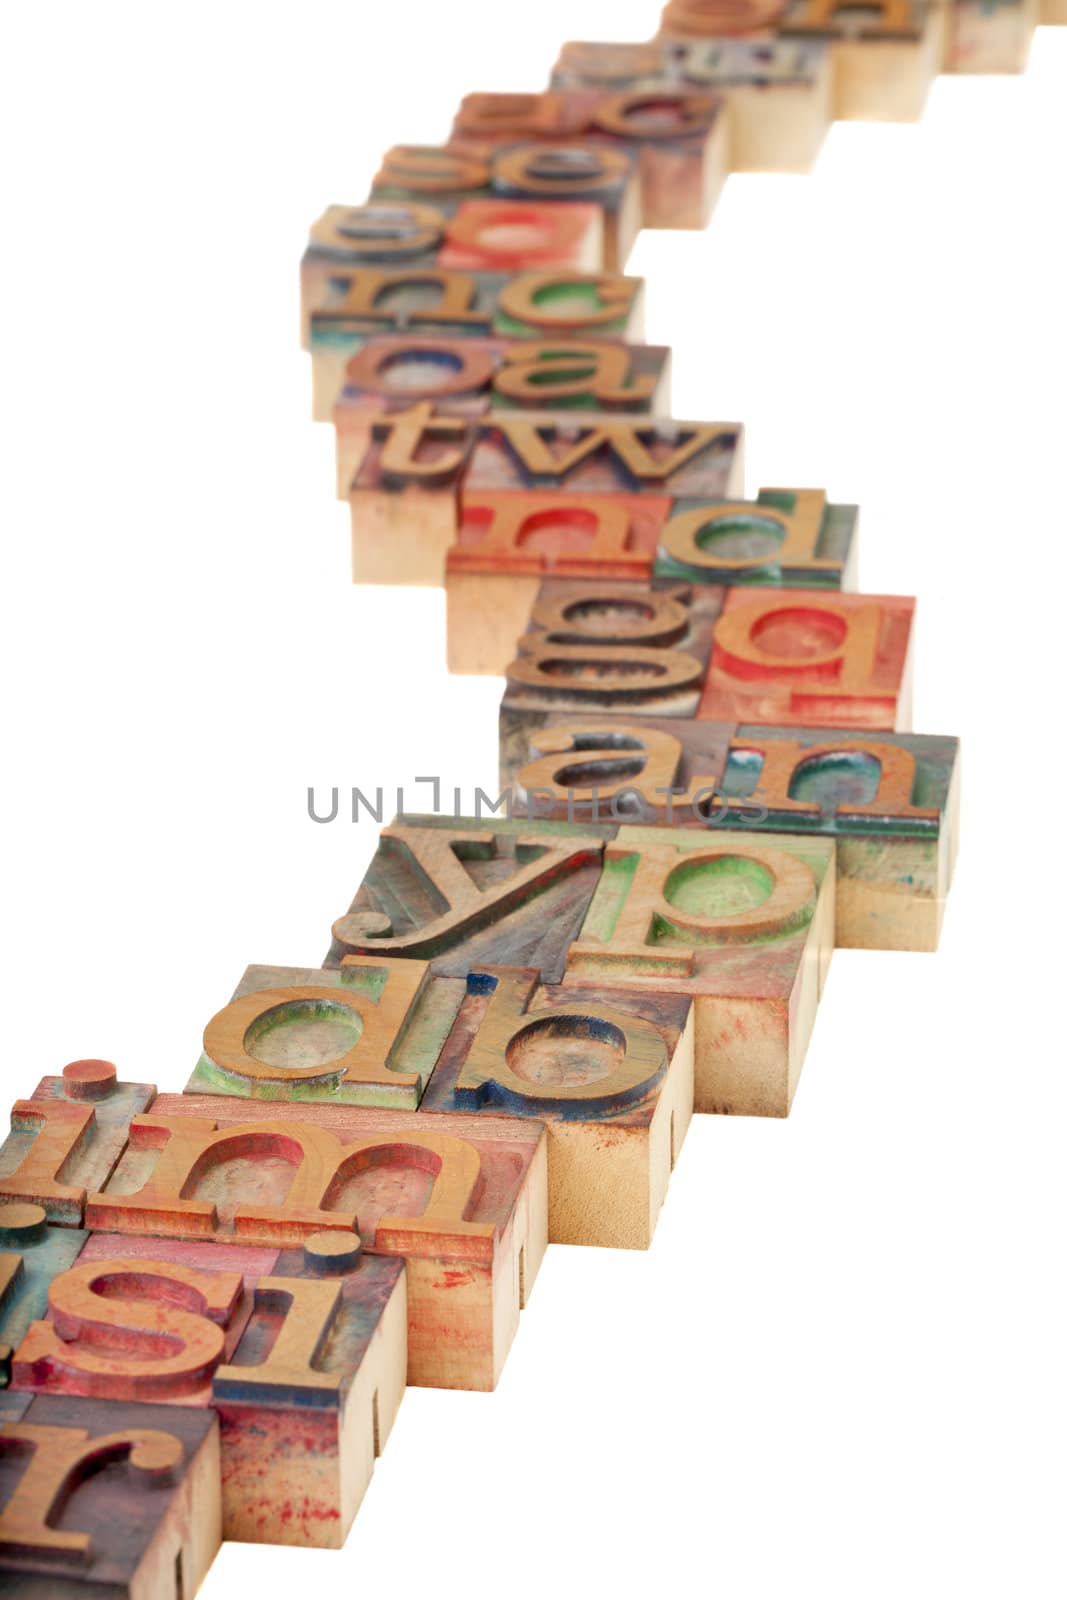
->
xmin=348 ymin=400 xmax=476 ymax=585
xmin=420 ymin=969 xmax=693 ymax=1249
xmin=185 ymin=960 xmax=452 ymax=1107
xmin=658 ymin=0 xmax=789 ymax=35
xmin=302 ymin=197 xmax=606 ymax=346
xmin=699 ymin=588 xmax=916 ymax=730
xmin=324 ymin=815 xmax=612 ymax=983
xmin=465 ymin=414 xmax=744 ymax=499
xmin=0 ymin=1062 xmax=155 ymax=1226
xmin=447 ymin=490 xmax=671 ymax=675
xmin=309 ymin=265 xmax=647 ymax=422
xmin=372 ymin=139 xmax=643 ymax=273
xmin=451 ymin=89 xmax=731 ymax=230
xmin=654 ymin=488 xmax=858 ymax=590
xmin=778 ymin=0 xmax=945 ymax=121
xmin=0 ymin=1203 xmax=86 ymax=1388
xmin=499 ymin=581 xmax=726 ymax=775
xmin=0 ymin=1395 xmax=220 ymax=1599
xmin=504 ymin=715 xmax=959 ymax=951
xmin=552 ymin=37 xmax=833 ymax=174
xmin=566 ymin=826 xmax=835 ymax=1116
xmin=11 ymin=1233 xmax=406 ymax=1548
xmin=83 ymin=1096 xmax=548 ymax=1392
xmin=333 ymin=336 xmax=671 ymax=499
xmin=945 ymin=0 xmax=1037 ymax=71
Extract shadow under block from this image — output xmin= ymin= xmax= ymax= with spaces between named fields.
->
xmin=653 ymin=488 xmax=858 ymax=591
xmin=944 ymin=0 xmax=1037 ymax=70
xmin=309 ymin=266 xmax=648 ymax=422
xmin=370 ymin=138 xmax=644 ymax=274
xmin=451 ymin=88 xmax=731 ymax=230
xmin=446 ymin=489 xmax=672 ymax=675
xmin=0 ymin=1394 xmax=220 ymax=1600
xmin=325 ymin=815 xmax=613 ymax=983
xmin=419 ymin=969 xmax=694 ymax=1249
xmin=185 ymin=959 xmax=455 ymax=1107
xmin=333 ymin=335 xmax=672 ymax=499
xmin=565 ymin=827 xmax=835 ymax=1116
xmin=9 ymin=1232 xmax=406 ymax=1548
xmin=778 ymin=0 xmax=945 ymax=121
xmin=552 ymin=37 xmax=833 ymax=174
xmin=699 ymin=587 xmax=916 ymax=730
xmin=81 ymin=1096 xmax=548 ymax=1392
xmin=504 ymin=716 xmax=959 ymax=952
xmin=0 ymin=1063 xmax=156 ymax=1225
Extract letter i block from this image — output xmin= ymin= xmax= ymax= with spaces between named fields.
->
xmin=420 ymin=968 xmax=693 ymax=1250
xmin=0 ymin=1203 xmax=86 ymax=1387
xmin=447 ymin=491 xmax=672 ymax=675
xmin=0 ymin=1395 xmax=220 ymax=1599
xmin=945 ymin=0 xmax=1037 ymax=72
xmin=325 ymin=816 xmax=613 ymax=984
xmin=83 ymin=1096 xmax=548 ymax=1392
xmin=699 ymin=589 xmax=916 ymax=731
xmin=8 ymin=1231 xmax=407 ymax=1548
xmin=185 ymin=959 xmax=452 ymax=1107
xmin=777 ymin=0 xmax=945 ymax=121
xmin=566 ymin=827 xmax=836 ymax=1117
xmin=0 ymin=1061 xmax=155 ymax=1225
xmin=654 ymin=489 xmax=859 ymax=591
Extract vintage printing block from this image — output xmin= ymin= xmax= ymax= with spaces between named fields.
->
xmin=943 ymin=0 xmax=1037 ymax=72
xmin=0 ymin=1203 xmax=86 ymax=1388
xmin=777 ymin=0 xmax=946 ymax=121
xmin=653 ymin=488 xmax=858 ymax=590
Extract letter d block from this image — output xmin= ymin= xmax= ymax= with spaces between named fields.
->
xmin=0 ymin=1395 xmax=220 ymax=1599
xmin=420 ymin=968 xmax=694 ymax=1250
xmin=567 ymin=828 xmax=836 ymax=1117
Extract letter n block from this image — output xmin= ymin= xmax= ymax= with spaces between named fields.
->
xmin=566 ymin=827 xmax=836 ymax=1116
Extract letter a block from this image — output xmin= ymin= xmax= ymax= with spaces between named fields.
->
xmin=83 ymin=1096 xmax=548 ymax=1392
xmin=0 ymin=1395 xmax=220 ymax=1599
xmin=566 ymin=827 xmax=836 ymax=1117
xmin=420 ymin=968 xmax=694 ymax=1249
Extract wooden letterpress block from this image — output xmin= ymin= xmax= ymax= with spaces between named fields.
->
xmin=466 ymin=414 xmax=743 ymax=499
xmin=84 ymin=1096 xmax=548 ymax=1391
xmin=452 ymin=89 xmax=730 ymax=230
xmin=505 ymin=715 xmax=959 ymax=951
xmin=654 ymin=488 xmax=858 ymax=590
xmin=9 ymin=1232 xmax=407 ymax=1548
xmin=0 ymin=1061 xmax=155 ymax=1225
xmin=944 ymin=0 xmax=1037 ymax=71
xmin=553 ymin=37 xmax=833 ymax=175
xmin=0 ymin=1203 xmax=86 ymax=1387
xmin=447 ymin=490 xmax=671 ymax=675
xmin=310 ymin=265 xmax=647 ymax=423
xmin=485 ymin=142 xmax=642 ymax=272
xmin=778 ymin=0 xmax=945 ymax=121
xmin=435 ymin=197 xmax=605 ymax=275
xmin=348 ymin=401 xmax=475 ymax=585
xmin=657 ymin=0 xmax=788 ymax=35
xmin=300 ymin=199 xmax=452 ymax=347
xmin=699 ymin=588 xmax=916 ymax=730
xmin=333 ymin=337 xmax=671 ymax=499
xmin=566 ymin=826 xmax=835 ymax=1116
xmin=1042 ymin=0 xmax=1067 ymax=21
xmin=0 ymin=1395 xmax=220 ymax=1599
xmin=325 ymin=815 xmax=612 ymax=983
xmin=499 ymin=581 xmax=725 ymax=777
xmin=185 ymin=959 xmax=451 ymax=1107
xmin=420 ymin=969 xmax=693 ymax=1249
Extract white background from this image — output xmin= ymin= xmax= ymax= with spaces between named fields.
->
xmin=1 ymin=3 xmax=1064 ymax=1595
